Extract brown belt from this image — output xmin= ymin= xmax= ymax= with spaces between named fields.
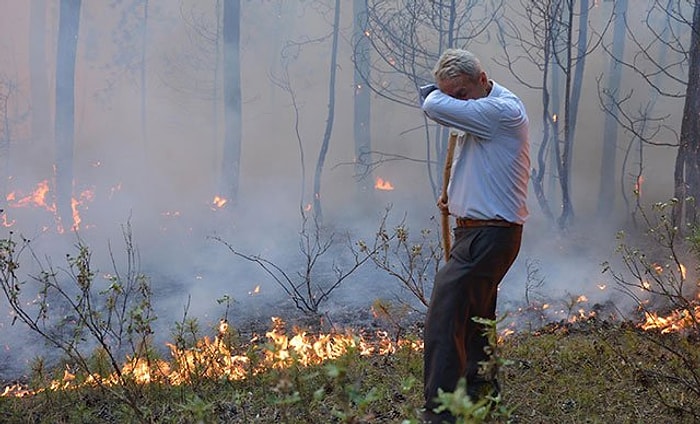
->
xmin=455 ymin=218 xmax=520 ymax=228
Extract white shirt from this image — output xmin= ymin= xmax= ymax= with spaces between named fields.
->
xmin=421 ymin=81 xmax=530 ymax=224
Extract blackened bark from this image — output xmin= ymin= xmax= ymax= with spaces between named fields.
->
xmin=675 ymin=1 xmax=700 ymax=227
xmin=558 ymin=0 xmax=589 ymax=229
xmin=353 ymin=0 xmax=373 ymax=203
xmin=55 ymin=0 xmax=81 ymax=229
xmin=597 ymin=0 xmax=627 ymax=217
xmin=312 ymin=0 xmax=341 ymax=223
xmin=221 ymin=0 xmax=242 ymax=206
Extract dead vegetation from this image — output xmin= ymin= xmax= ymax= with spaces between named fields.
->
xmin=1 ymin=201 xmax=699 ymax=423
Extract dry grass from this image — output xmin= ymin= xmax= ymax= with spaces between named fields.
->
xmin=500 ymin=320 xmax=699 ymax=424
xmin=1 ymin=317 xmax=698 ymax=424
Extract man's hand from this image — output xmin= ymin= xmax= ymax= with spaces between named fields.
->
xmin=437 ymin=194 xmax=449 ymax=215
xmin=419 ymin=84 xmax=438 ymax=104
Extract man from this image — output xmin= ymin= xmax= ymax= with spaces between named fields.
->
xmin=419 ymin=48 xmax=530 ymax=424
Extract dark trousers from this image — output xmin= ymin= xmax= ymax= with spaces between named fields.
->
xmin=423 ymin=224 xmax=522 ymax=416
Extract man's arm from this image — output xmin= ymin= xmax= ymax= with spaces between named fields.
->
xmin=419 ymin=84 xmax=438 ymax=105
xmin=421 ymin=90 xmax=494 ymax=138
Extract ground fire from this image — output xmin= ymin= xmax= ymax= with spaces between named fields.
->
xmin=0 ymin=317 xmax=423 ymax=398
xmin=3 ymin=179 xmax=94 ymax=233
xmin=374 ymin=177 xmax=394 ymax=191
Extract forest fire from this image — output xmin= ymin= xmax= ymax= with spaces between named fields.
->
xmin=374 ymin=177 xmax=394 ymax=191
xmin=640 ymin=298 xmax=700 ymax=334
xmin=210 ymin=195 xmax=227 ymax=210
xmin=6 ymin=180 xmax=55 ymax=212
xmin=0 ymin=317 xmax=422 ymax=398
xmin=3 ymin=179 xmax=93 ymax=232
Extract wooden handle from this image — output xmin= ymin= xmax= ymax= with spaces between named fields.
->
xmin=441 ymin=132 xmax=458 ymax=261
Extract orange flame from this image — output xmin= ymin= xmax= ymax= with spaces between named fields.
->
xmin=1 ymin=212 xmax=14 ymax=228
xmin=640 ymin=305 xmax=700 ymax=333
xmin=635 ymin=175 xmax=644 ymax=195
xmin=5 ymin=180 xmax=93 ymax=232
xmin=374 ymin=177 xmax=394 ymax=191
xmin=6 ymin=180 xmax=55 ymax=212
xmin=1 ymin=317 xmax=423 ymax=397
xmin=211 ymin=196 xmax=227 ymax=209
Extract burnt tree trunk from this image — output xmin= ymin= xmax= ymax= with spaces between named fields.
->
xmin=54 ymin=0 xmax=81 ymax=229
xmin=353 ymin=0 xmax=373 ymax=204
xmin=312 ymin=0 xmax=340 ymax=223
xmin=674 ymin=0 xmax=700 ymax=227
xmin=0 ymin=81 xmax=10 ymax=206
xmin=530 ymin=2 xmax=559 ymax=222
xmin=597 ymin=0 xmax=627 ymax=217
xmin=558 ymin=0 xmax=589 ymax=229
xmin=221 ymin=0 xmax=242 ymax=206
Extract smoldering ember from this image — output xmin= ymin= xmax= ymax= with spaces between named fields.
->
xmin=1 ymin=1 xmax=699 ymax=423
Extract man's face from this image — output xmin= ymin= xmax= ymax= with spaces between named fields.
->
xmin=437 ymin=72 xmax=488 ymax=100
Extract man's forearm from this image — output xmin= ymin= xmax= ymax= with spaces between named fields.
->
xmin=419 ymin=84 xmax=438 ymax=105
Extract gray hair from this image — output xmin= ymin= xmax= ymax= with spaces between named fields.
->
xmin=432 ymin=49 xmax=483 ymax=82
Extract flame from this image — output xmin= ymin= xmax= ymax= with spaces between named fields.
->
xmin=374 ymin=177 xmax=394 ymax=191
xmin=634 ymin=175 xmax=644 ymax=195
xmin=1 ymin=317 xmax=422 ymax=397
xmin=109 ymin=182 xmax=122 ymax=199
xmin=5 ymin=180 xmax=93 ymax=232
xmin=1 ymin=212 xmax=14 ymax=228
xmin=6 ymin=180 xmax=55 ymax=212
xmin=211 ymin=195 xmax=227 ymax=209
xmin=640 ymin=305 xmax=700 ymax=334
xmin=552 ymin=114 xmax=558 ymax=123
xmin=71 ymin=198 xmax=81 ymax=230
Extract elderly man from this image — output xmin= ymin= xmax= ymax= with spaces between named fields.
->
xmin=419 ymin=48 xmax=530 ymax=424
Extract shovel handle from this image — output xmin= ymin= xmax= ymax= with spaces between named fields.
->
xmin=441 ymin=132 xmax=458 ymax=261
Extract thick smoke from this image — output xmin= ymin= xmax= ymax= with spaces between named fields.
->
xmin=0 ymin=2 xmax=685 ymax=380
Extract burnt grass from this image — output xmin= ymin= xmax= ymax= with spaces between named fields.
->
xmin=1 ymin=307 xmax=699 ymax=424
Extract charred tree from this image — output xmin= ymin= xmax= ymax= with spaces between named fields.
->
xmin=0 ymin=79 xmax=13 ymax=206
xmin=675 ymin=1 xmax=700 ymax=226
xmin=221 ymin=0 xmax=242 ymax=206
xmin=597 ymin=0 xmax=677 ymax=225
xmin=599 ymin=1 xmax=696 ymax=228
xmin=557 ymin=0 xmax=591 ymax=228
xmin=361 ymin=1 xmax=503 ymax=198
xmin=496 ymin=0 xmax=610 ymax=229
xmin=505 ymin=1 xmax=564 ymax=222
xmin=352 ymin=0 xmax=374 ymax=204
xmin=596 ymin=0 xmax=628 ymax=218
xmin=54 ymin=0 xmax=81 ymax=229
xmin=311 ymin=0 xmax=341 ymax=224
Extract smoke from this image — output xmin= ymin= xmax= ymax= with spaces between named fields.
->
xmin=0 ymin=1 xmax=687 ymax=381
